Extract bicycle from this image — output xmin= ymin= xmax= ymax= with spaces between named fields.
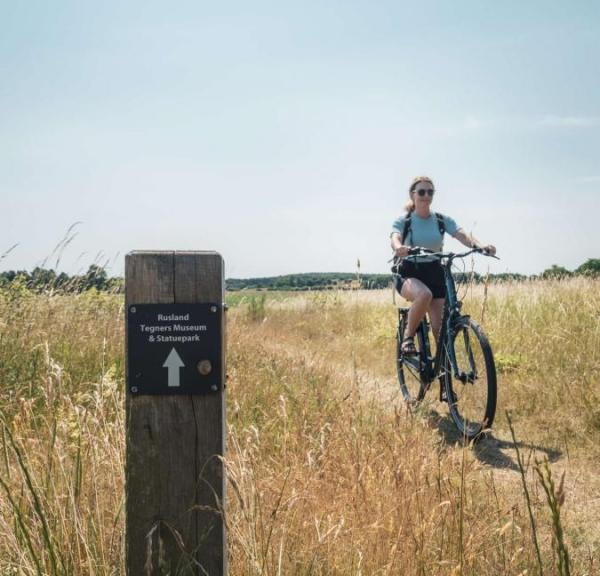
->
xmin=394 ymin=247 xmax=498 ymax=440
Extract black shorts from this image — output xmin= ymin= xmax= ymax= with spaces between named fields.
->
xmin=392 ymin=259 xmax=446 ymax=299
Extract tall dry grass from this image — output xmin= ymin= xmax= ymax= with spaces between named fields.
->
xmin=0 ymin=287 xmax=125 ymax=574
xmin=0 ymin=278 xmax=599 ymax=574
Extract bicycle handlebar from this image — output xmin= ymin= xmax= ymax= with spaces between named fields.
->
xmin=406 ymin=246 xmax=500 ymax=260
xmin=388 ymin=246 xmax=500 ymax=264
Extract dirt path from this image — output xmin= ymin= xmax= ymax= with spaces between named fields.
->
xmin=248 ymin=320 xmax=600 ymax=555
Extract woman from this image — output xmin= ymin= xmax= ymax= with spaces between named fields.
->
xmin=390 ymin=176 xmax=496 ymax=354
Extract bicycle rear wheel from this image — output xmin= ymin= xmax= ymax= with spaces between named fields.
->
xmin=396 ymin=313 xmax=425 ymax=403
xmin=444 ymin=316 xmax=497 ymax=439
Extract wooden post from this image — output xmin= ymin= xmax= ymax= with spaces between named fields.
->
xmin=125 ymin=251 xmax=226 ymax=575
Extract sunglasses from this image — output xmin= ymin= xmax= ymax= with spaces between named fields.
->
xmin=416 ymin=188 xmax=435 ymax=197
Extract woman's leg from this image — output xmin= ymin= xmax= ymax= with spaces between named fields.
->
xmin=400 ymin=278 xmax=433 ymax=338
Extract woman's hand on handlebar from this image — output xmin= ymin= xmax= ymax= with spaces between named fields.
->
xmin=480 ymin=244 xmax=497 ymax=256
xmin=395 ymin=245 xmax=411 ymax=258
xmin=395 ymin=246 xmax=434 ymax=258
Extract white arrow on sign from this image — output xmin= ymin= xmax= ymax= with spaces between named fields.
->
xmin=163 ymin=347 xmax=185 ymax=387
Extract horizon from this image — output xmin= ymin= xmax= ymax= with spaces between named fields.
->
xmin=0 ymin=227 xmax=596 ymax=278
xmin=0 ymin=248 xmax=590 ymax=281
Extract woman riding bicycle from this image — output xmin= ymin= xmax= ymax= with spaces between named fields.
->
xmin=391 ymin=176 xmax=496 ymax=355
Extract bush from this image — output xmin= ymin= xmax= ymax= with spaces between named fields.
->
xmin=541 ymin=265 xmax=572 ymax=279
xmin=576 ymin=258 xmax=600 ymax=277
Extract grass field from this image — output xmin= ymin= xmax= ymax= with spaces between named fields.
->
xmin=1 ymin=278 xmax=599 ymax=574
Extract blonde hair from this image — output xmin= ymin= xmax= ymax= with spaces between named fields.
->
xmin=404 ymin=176 xmax=435 ymax=213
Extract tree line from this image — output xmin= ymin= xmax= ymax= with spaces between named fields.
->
xmin=1 ymin=259 xmax=598 ymax=293
xmin=0 ymin=265 xmax=123 ymax=293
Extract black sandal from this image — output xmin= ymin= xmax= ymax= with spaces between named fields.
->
xmin=401 ymin=336 xmax=417 ymax=355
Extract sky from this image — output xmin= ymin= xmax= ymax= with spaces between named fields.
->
xmin=1 ymin=0 xmax=599 ymax=278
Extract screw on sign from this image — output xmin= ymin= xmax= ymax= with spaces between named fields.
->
xmin=197 ymin=359 xmax=212 ymax=376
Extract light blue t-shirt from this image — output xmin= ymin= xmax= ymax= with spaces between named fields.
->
xmin=391 ymin=212 xmax=460 ymax=262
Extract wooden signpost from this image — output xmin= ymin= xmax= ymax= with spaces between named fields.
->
xmin=125 ymin=251 xmax=226 ymax=575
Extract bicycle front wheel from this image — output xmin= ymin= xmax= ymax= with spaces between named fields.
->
xmin=396 ymin=314 xmax=425 ymax=403
xmin=444 ymin=316 xmax=497 ymax=439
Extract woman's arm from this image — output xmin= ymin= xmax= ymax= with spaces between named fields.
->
xmin=391 ymin=232 xmax=410 ymax=258
xmin=453 ymin=229 xmax=496 ymax=255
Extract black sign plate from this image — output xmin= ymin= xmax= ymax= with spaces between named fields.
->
xmin=127 ymin=303 xmax=222 ymax=395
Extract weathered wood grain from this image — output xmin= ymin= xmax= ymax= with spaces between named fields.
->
xmin=126 ymin=251 xmax=226 ymax=575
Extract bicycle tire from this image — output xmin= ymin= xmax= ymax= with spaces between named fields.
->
xmin=443 ymin=316 xmax=497 ymax=440
xmin=396 ymin=314 xmax=426 ymax=403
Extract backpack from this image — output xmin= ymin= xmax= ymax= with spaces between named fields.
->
xmin=400 ymin=211 xmax=446 ymax=246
